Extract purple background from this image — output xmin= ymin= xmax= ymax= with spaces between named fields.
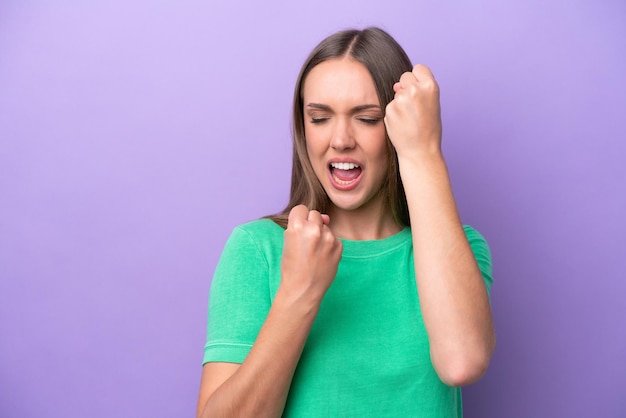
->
xmin=1 ymin=1 xmax=624 ymax=417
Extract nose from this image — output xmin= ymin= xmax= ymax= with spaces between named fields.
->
xmin=329 ymin=118 xmax=356 ymax=151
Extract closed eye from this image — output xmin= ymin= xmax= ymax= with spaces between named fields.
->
xmin=310 ymin=118 xmax=329 ymax=124
xmin=358 ymin=118 xmax=381 ymax=125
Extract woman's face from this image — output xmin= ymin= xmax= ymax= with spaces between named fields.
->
xmin=302 ymin=58 xmax=389 ymax=214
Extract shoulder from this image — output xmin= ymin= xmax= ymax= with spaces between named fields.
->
xmin=232 ymin=218 xmax=285 ymax=243
xmin=214 ymin=219 xmax=285 ymax=279
xmin=462 ymin=225 xmax=491 ymax=260
xmin=462 ymin=225 xmax=493 ymax=288
xmin=462 ymin=225 xmax=489 ymax=248
xmin=222 ymin=218 xmax=285 ymax=260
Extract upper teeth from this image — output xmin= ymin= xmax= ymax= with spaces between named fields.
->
xmin=331 ymin=162 xmax=359 ymax=170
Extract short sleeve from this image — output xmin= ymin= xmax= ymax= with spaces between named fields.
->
xmin=203 ymin=226 xmax=272 ymax=365
xmin=463 ymin=225 xmax=494 ymax=296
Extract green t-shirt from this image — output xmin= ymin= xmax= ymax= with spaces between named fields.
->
xmin=203 ymin=219 xmax=493 ymax=417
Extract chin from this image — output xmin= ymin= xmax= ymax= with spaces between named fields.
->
xmin=322 ymin=178 xmax=384 ymax=213
xmin=327 ymin=194 xmax=370 ymax=212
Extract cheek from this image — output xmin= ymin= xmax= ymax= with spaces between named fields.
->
xmin=305 ymin=130 xmax=326 ymax=159
xmin=373 ymin=138 xmax=391 ymax=178
xmin=369 ymin=130 xmax=389 ymax=162
xmin=304 ymin=137 xmax=326 ymax=176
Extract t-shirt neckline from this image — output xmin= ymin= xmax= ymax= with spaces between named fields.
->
xmin=338 ymin=227 xmax=411 ymax=258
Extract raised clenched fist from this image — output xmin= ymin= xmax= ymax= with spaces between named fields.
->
xmin=384 ymin=64 xmax=443 ymax=157
xmin=280 ymin=205 xmax=343 ymax=304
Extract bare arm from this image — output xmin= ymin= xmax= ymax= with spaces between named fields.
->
xmin=196 ymin=206 xmax=342 ymax=417
xmin=384 ymin=65 xmax=495 ymax=387
xmin=196 ymin=290 xmax=320 ymax=417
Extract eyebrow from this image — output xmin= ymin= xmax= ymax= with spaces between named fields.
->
xmin=306 ymin=103 xmax=381 ymax=112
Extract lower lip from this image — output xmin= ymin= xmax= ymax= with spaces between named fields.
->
xmin=328 ymin=168 xmax=363 ymax=191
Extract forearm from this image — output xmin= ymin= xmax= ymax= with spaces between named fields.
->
xmin=199 ymin=289 xmax=319 ymax=418
xmin=399 ymin=150 xmax=495 ymax=386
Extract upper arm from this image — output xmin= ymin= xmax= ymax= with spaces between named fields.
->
xmin=196 ymin=362 xmax=240 ymax=418
xmin=203 ymin=226 xmax=272 ymax=364
xmin=198 ymin=225 xmax=272 ymax=415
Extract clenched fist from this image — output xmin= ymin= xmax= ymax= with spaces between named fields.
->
xmin=384 ymin=64 xmax=442 ymax=157
xmin=280 ymin=205 xmax=343 ymax=304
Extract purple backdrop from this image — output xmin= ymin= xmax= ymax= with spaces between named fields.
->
xmin=1 ymin=1 xmax=625 ymax=417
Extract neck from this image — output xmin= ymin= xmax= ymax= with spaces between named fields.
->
xmin=327 ymin=200 xmax=402 ymax=241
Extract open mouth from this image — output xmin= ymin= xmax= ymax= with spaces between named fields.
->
xmin=329 ymin=162 xmax=362 ymax=186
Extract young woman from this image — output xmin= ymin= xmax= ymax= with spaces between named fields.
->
xmin=196 ymin=27 xmax=495 ymax=417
